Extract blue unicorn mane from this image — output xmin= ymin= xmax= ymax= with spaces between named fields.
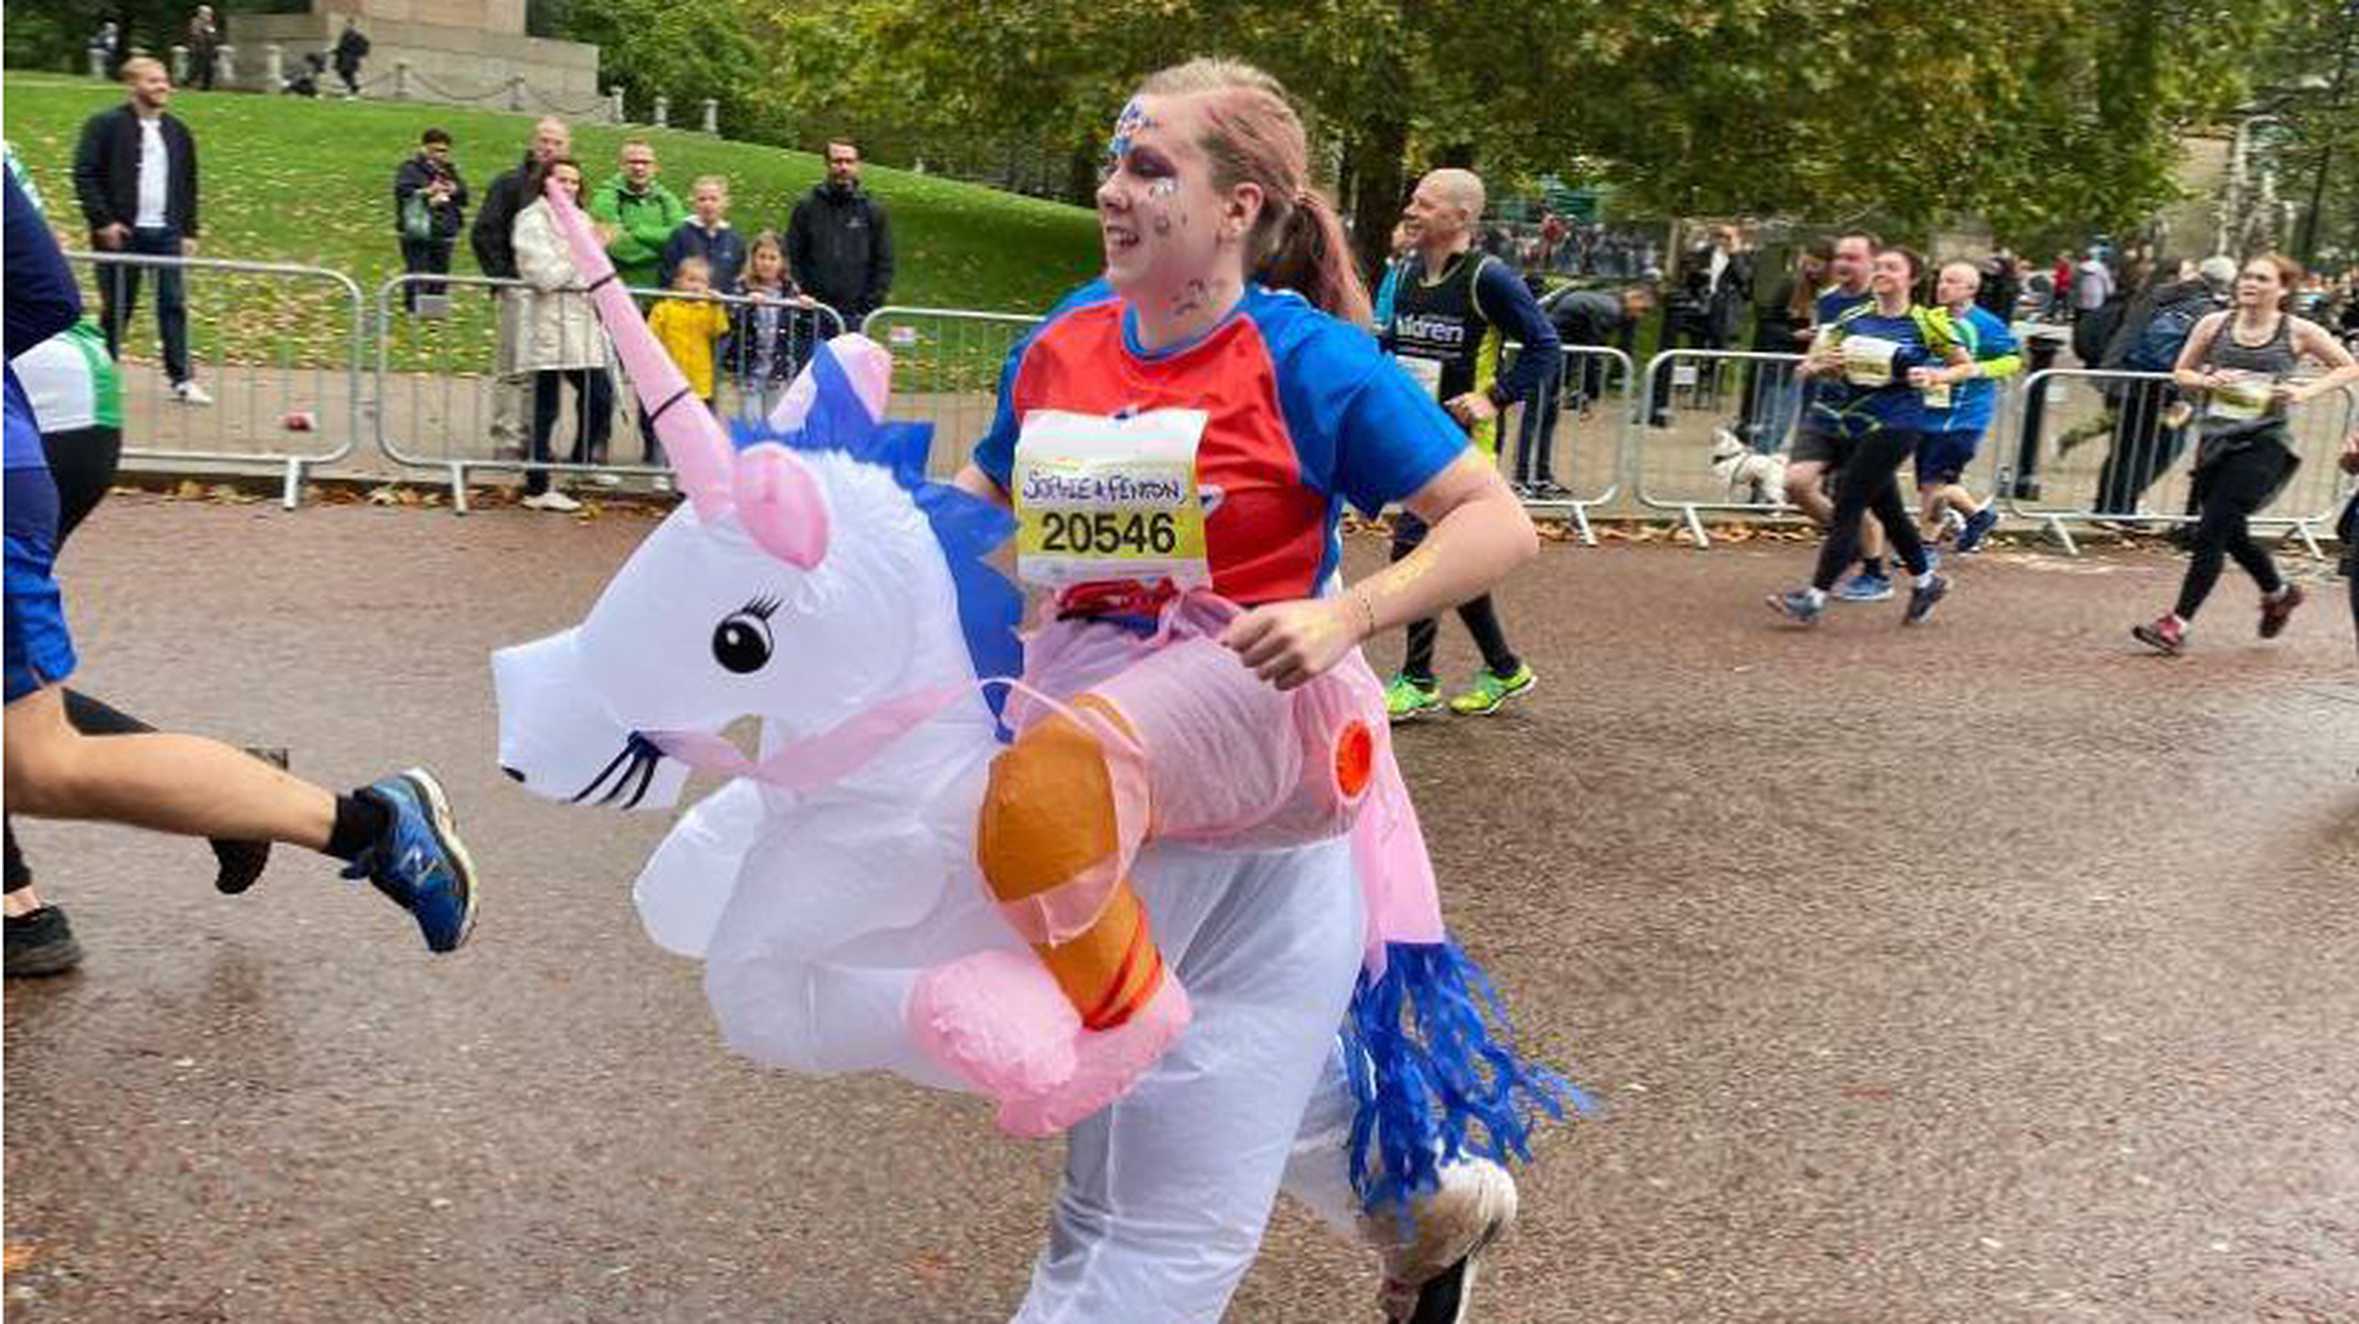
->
xmin=725 ymin=342 xmax=1023 ymax=725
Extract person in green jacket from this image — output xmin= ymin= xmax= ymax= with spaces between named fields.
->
xmin=587 ymin=139 xmax=685 ymax=293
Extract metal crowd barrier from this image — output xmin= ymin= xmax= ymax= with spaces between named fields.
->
xmin=70 ymin=250 xmax=366 ymax=509
xmin=1634 ymin=348 xmax=1832 ymax=548
xmin=374 ymin=273 xmax=842 ymax=510
xmin=859 ymin=306 xmax=1042 ymax=478
xmin=1997 ymin=367 xmax=2358 ymax=557
xmin=1499 ymin=344 xmax=1636 ymax=545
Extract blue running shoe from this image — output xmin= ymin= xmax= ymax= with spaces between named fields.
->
xmin=343 ymin=768 xmax=479 ymax=953
xmin=1955 ymin=506 xmax=2000 ymax=555
xmin=1767 ymin=588 xmax=1824 ymax=625
xmin=1831 ymin=571 xmax=1894 ymax=603
xmin=1904 ymin=574 xmax=1950 ymax=625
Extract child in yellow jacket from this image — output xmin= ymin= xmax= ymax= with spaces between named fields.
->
xmin=641 ymin=257 xmax=730 ymax=484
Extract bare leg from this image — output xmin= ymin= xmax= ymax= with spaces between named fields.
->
xmin=1783 ymin=459 xmax=1833 ymax=526
xmin=4 ymin=687 xmax=333 ymax=850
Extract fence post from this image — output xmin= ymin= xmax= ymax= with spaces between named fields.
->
xmin=701 ymin=98 xmax=718 ymax=135
xmin=507 ymin=75 xmax=526 ymax=112
xmin=215 ymin=45 xmax=235 ymax=87
xmin=170 ymin=45 xmax=189 ymax=83
xmin=394 ymin=58 xmax=410 ymax=99
xmin=88 ymin=46 xmax=107 ymax=79
xmin=607 ymin=87 xmax=625 ymax=122
xmin=263 ymin=43 xmax=283 ymax=91
xmin=653 ymin=95 xmax=669 ymax=129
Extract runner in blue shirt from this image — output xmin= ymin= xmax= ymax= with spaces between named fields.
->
xmin=1768 ymin=244 xmax=1973 ymax=626
xmin=1920 ymin=260 xmax=2021 ymax=554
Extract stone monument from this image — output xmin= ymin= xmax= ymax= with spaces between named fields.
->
xmin=228 ymin=1 xmax=606 ymax=119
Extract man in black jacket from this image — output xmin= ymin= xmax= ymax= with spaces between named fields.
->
xmin=787 ymin=141 xmax=893 ymax=325
xmin=393 ymin=128 xmax=469 ymax=313
xmin=468 ymin=116 xmax=571 ymax=449
xmin=71 ymin=57 xmax=210 ymax=404
xmin=333 ymin=18 xmax=371 ymax=99
xmin=1648 ymin=222 xmax=1752 ymax=425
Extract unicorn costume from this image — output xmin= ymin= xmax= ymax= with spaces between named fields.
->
xmin=492 ymin=181 xmax=1572 ymax=1320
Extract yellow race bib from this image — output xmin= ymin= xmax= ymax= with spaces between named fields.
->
xmin=1012 ymin=409 xmax=1211 ymax=590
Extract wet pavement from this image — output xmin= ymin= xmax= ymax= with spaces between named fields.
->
xmin=6 ymin=497 xmax=2357 ymax=1323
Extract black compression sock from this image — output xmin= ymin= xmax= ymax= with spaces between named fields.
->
xmin=1861 ymin=556 xmax=1886 ymax=577
xmin=324 ymin=793 xmax=392 ymax=863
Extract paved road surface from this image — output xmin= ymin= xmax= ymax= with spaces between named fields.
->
xmin=7 ymin=498 xmax=2356 ymax=1322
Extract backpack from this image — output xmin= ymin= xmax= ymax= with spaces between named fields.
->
xmin=2123 ymin=295 xmax=2208 ymax=373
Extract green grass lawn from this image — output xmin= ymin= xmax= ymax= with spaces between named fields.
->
xmin=4 ymin=71 xmax=1099 ymax=376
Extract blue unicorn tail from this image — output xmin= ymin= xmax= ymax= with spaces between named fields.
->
xmin=1339 ymin=938 xmax=1591 ymax=1214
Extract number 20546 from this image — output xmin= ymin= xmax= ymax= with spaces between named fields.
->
xmin=1037 ymin=509 xmax=1180 ymax=556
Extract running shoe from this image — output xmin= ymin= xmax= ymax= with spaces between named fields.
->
xmin=170 ymin=380 xmax=215 ymax=406
xmin=1955 ymin=505 xmax=2000 ymax=555
xmin=341 ymin=769 xmax=479 ymax=953
xmin=1385 ymin=674 xmax=1443 ymax=723
xmin=1447 ymin=664 xmax=1536 ymax=716
xmin=1366 ymin=1158 xmax=1519 ymax=1324
xmin=1830 ymin=571 xmax=1894 ymax=603
xmin=4 ymin=906 xmax=83 ymax=977
xmin=1903 ymin=574 xmax=1950 ymax=625
xmin=2132 ymin=614 xmax=2185 ymax=655
xmin=1767 ymin=589 xmax=1824 ymax=625
xmin=2259 ymin=584 xmax=2306 ymax=639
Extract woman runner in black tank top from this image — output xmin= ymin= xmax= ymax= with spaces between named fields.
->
xmin=2132 ymin=254 xmax=2359 ymax=655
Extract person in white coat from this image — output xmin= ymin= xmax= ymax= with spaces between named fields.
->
xmin=509 ymin=157 xmax=612 ymax=512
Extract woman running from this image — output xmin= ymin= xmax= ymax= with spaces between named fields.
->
xmin=2133 ymin=254 xmax=2359 ymax=655
xmin=950 ymin=58 xmax=1553 ymax=1322
xmin=1769 ymin=244 xmax=1970 ymax=626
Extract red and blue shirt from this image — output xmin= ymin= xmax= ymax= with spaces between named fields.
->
xmin=973 ymin=281 xmax=1467 ymax=605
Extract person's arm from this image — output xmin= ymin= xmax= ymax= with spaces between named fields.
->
xmin=2171 ymin=311 xmax=2228 ymax=392
xmin=2284 ymin=318 xmax=2359 ymax=404
xmin=6 ymin=173 xmax=82 ymax=359
xmin=617 ymin=191 xmax=684 ymax=269
xmin=1972 ymin=313 xmax=2024 ymax=381
xmin=865 ymin=201 xmax=894 ymax=308
xmin=1224 ymin=449 xmax=1534 ymax=690
xmin=71 ymin=112 xmax=120 ymax=240
xmin=1450 ymin=257 xmax=1558 ymax=424
xmin=785 ymin=201 xmax=814 ymax=291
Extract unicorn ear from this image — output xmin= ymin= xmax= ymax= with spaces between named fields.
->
xmin=733 ymin=442 xmax=829 ymax=569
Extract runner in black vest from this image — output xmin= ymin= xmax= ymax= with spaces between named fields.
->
xmin=1378 ymin=167 xmax=1559 ymax=719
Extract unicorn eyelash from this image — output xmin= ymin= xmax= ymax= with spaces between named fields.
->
xmin=743 ymin=595 xmax=782 ymax=620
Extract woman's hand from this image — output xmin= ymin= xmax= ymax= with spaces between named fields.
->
xmin=1221 ymin=594 xmax=1368 ymax=691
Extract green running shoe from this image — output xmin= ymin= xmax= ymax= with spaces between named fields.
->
xmin=1384 ymin=674 xmax=1442 ymax=723
xmin=1447 ymin=664 xmax=1536 ymax=716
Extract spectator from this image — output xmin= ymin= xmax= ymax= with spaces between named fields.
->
xmin=2073 ymin=246 xmax=2114 ymax=321
xmin=89 ymin=21 xmax=122 ymax=78
xmin=1650 ymin=222 xmax=1752 ymax=426
xmin=186 ymin=6 xmax=220 ymax=92
xmin=1725 ymin=242 xmax=1829 ymax=455
xmin=280 ymin=51 xmax=326 ymax=98
xmin=2049 ymin=250 xmax=2074 ymax=320
xmin=660 ymin=175 xmax=746 ymax=293
xmin=1370 ymin=220 xmax=1416 ymax=331
xmin=469 ymin=116 xmax=572 ymax=455
xmin=1519 ymin=282 xmax=1655 ymax=493
xmin=392 ymin=127 xmax=468 ymax=314
xmin=642 ymin=257 xmax=729 ymax=486
xmin=509 ymin=156 xmax=610 ymax=514
xmin=2089 ymin=254 xmax=2230 ymax=518
xmin=71 ymin=57 xmax=210 ymax=406
xmin=588 ymin=139 xmax=685 ymax=294
xmin=332 ymin=17 xmax=370 ymax=99
xmin=730 ymin=230 xmax=806 ymax=421
xmin=1975 ymin=248 xmax=2021 ymax=321
xmin=788 ymin=139 xmax=894 ymax=324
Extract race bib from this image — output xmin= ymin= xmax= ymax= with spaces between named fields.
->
xmin=1012 ymin=408 xmax=1211 ymax=590
xmin=1396 ymin=353 xmax=1444 ymax=401
xmin=1840 ymin=335 xmax=1902 ymax=388
xmin=1920 ymin=378 xmax=1953 ymax=410
xmin=2206 ymin=377 xmax=2272 ymax=422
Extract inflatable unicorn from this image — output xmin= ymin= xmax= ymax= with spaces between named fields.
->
xmin=493 ymin=178 xmax=1572 ymax=1208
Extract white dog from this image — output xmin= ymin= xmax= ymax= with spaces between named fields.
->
xmin=1710 ymin=427 xmax=1787 ymax=506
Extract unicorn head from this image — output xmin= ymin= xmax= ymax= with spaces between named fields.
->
xmin=492 ymin=329 xmax=1020 ymax=810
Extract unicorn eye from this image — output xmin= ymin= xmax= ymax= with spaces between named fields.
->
xmin=711 ymin=610 xmax=775 ymax=674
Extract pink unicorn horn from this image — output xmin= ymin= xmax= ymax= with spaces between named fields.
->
xmin=542 ymin=178 xmax=734 ymax=522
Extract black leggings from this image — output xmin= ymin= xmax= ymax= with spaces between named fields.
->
xmin=1390 ymin=511 xmax=1521 ymax=681
xmin=1813 ymin=428 xmax=1931 ymax=592
xmin=2174 ymin=439 xmax=2291 ymax=621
